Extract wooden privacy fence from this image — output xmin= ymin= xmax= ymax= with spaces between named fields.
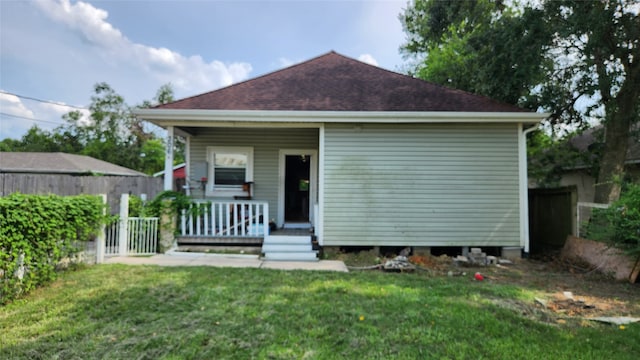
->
xmin=0 ymin=173 xmax=162 ymax=214
xmin=528 ymin=187 xmax=577 ymax=254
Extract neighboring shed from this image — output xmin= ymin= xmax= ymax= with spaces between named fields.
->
xmin=0 ymin=152 xmax=162 ymax=212
xmin=135 ymin=51 xmax=547 ymax=258
xmin=153 ymin=163 xmax=186 ymax=192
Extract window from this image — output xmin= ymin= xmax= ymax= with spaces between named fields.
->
xmin=206 ymin=146 xmax=253 ymax=196
xmin=214 ymin=153 xmax=247 ymax=186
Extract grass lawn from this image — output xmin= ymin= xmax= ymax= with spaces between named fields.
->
xmin=1 ymin=264 xmax=638 ymax=359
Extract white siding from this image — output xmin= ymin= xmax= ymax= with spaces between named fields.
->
xmin=323 ymin=123 xmax=520 ymax=247
xmin=189 ymin=128 xmax=319 ymax=214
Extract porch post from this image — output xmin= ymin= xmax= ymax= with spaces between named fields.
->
xmin=118 ymin=194 xmax=129 ymax=256
xmin=164 ymin=126 xmax=174 ymax=191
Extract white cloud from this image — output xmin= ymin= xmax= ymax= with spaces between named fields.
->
xmin=0 ymin=92 xmax=53 ymax=139
xmin=0 ymin=91 xmax=93 ymax=139
xmin=355 ymin=0 xmax=405 ymax=70
xmin=358 ymin=54 xmax=379 ymax=66
xmin=33 ymin=0 xmax=252 ymax=93
xmin=278 ymin=57 xmax=295 ymax=68
xmin=0 ymin=93 xmax=35 ymax=119
xmin=35 ymin=0 xmax=123 ymax=48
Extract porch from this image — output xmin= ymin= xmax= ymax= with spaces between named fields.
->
xmin=178 ymin=199 xmax=318 ymax=261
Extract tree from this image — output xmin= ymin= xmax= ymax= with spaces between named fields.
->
xmin=0 ymin=126 xmax=59 ymax=152
xmin=540 ymin=1 xmax=640 ymax=203
xmin=401 ymin=0 xmax=550 ymax=105
xmin=0 ymin=83 xmax=178 ymax=175
xmin=400 ymin=0 xmax=640 ymax=203
xmin=61 ymin=83 xmax=142 ymax=169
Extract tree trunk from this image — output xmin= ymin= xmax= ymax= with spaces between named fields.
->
xmin=593 ymin=90 xmax=636 ymax=204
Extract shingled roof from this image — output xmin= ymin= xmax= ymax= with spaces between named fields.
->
xmin=0 ymin=152 xmax=147 ymax=176
xmin=156 ymin=51 xmax=527 ymax=113
xmin=568 ymin=125 xmax=640 ymax=164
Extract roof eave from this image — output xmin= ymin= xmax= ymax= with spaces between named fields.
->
xmin=134 ymin=109 xmax=548 ymax=127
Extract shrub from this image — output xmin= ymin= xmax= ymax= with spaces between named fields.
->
xmin=144 ymin=190 xmax=193 ymax=218
xmin=0 ymin=193 xmax=106 ymax=304
xmin=128 ymin=194 xmax=144 ymax=217
xmin=586 ymin=183 xmax=640 ymax=258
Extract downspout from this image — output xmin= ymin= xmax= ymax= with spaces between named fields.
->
xmin=518 ymin=123 xmax=539 ymax=254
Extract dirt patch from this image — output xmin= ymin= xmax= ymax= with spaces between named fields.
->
xmin=485 ymin=257 xmax=640 ymax=321
xmin=331 ymin=250 xmax=640 ymax=323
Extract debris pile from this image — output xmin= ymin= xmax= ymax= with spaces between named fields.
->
xmin=383 ymin=256 xmax=415 ymax=272
xmin=453 ymin=248 xmax=513 ymax=267
xmin=535 ymin=292 xmax=598 ymax=316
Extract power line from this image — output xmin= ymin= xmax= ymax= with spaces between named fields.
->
xmin=0 ymin=90 xmax=87 ymax=110
xmin=0 ymin=112 xmax=65 ymax=126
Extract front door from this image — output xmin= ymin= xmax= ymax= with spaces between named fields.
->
xmin=279 ymin=150 xmax=317 ymax=228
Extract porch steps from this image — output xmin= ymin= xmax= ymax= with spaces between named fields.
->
xmin=261 ymin=235 xmax=318 ymax=261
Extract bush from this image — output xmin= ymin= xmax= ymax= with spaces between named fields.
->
xmin=0 ymin=193 xmax=106 ymax=304
xmin=586 ymin=183 xmax=640 ymax=258
xmin=144 ymin=190 xmax=193 ymax=217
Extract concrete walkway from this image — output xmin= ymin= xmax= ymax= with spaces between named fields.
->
xmin=104 ymin=251 xmax=349 ymax=272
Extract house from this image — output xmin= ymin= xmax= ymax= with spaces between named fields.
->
xmin=134 ymin=51 xmax=546 ymax=260
xmin=560 ymin=126 xmax=640 ymax=204
xmin=153 ymin=163 xmax=187 ymax=193
xmin=0 ymin=152 xmax=162 ymax=212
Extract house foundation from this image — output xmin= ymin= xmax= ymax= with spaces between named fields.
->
xmin=501 ymin=247 xmax=522 ymax=260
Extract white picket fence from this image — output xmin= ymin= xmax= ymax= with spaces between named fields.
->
xmin=576 ymin=201 xmax=610 ymax=238
xmin=105 ymin=217 xmax=159 ymax=256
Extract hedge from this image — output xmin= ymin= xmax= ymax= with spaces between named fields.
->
xmin=0 ymin=193 xmax=106 ymax=304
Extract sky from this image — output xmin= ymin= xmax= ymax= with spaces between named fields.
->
xmin=0 ymin=0 xmax=409 ymax=140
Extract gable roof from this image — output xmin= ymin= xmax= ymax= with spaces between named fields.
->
xmin=155 ymin=51 xmax=527 ymax=113
xmin=0 ymin=152 xmax=147 ymax=176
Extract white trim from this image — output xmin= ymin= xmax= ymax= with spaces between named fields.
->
xmin=277 ymin=149 xmax=318 ymax=228
xmin=135 ymin=109 xmax=548 ymax=125
xmin=318 ymin=125 xmax=325 ymax=245
xmin=205 ymin=146 xmax=254 ymax=197
xmin=576 ymin=201 xmax=610 ymax=208
xmin=519 ymin=123 xmax=539 ymax=253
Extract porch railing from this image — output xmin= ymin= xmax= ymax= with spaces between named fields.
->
xmin=180 ymin=200 xmax=269 ymax=238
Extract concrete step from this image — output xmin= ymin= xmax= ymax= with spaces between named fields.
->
xmin=263 ymin=251 xmax=319 ymax=261
xmin=263 ymin=235 xmax=311 ymax=245
xmin=262 ymin=244 xmax=312 ymax=253
xmin=262 ymin=235 xmax=317 ymax=261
